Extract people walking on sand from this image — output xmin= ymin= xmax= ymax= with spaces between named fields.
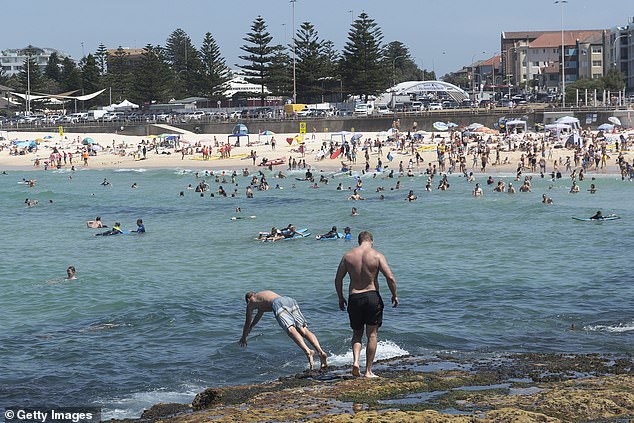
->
xmin=239 ymin=290 xmax=328 ymax=371
xmin=335 ymin=231 xmax=398 ymax=378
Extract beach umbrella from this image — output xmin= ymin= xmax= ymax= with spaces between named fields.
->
xmin=386 ymin=128 xmax=398 ymax=135
xmin=259 ymin=130 xmax=275 ymax=135
xmin=82 ymin=137 xmax=94 ymax=144
xmin=433 ymin=122 xmax=449 ymax=131
xmin=43 ymin=135 xmax=54 ymax=139
xmin=608 ymin=116 xmax=622 ymax=126
xmin=351 ymin=133 xmax=363 ymax=140
xmin=447 ymin=122 xmax=458 ymax=128
xmin=597 ymin=123 xmax=614 ymax=131
xmin=91 ymin=144 xmax=103 ymax=151
xmin=467 ymin=123 xmax=484 ymax=131
xmin=35 ymin=138 xmax=44 ymax=144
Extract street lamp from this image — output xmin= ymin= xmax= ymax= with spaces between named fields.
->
xmin=554 ymin=0 xmax=567 ymax=107
xmin=290 ymin=0 xmax=297 ymax=104
xmin=471 ymin=51 xmax=486 ymax=99
xmin=611 ymin=33 xmax=632 ymax=70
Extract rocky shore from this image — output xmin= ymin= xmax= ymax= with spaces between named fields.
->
xmin=109 ymin=353 xmax=634 ymax=422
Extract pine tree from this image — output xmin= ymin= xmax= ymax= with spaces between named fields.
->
xmin=95 ymin=43 xmax=108 ymax=75
xmin=321 ymin=41 xmax=342 ymax=102
xmin=199 ymin=32 xmax=230 ymax=100
xmin=131 ymin=44 xmax=174 ymax=104
xmin=267 ymin=45 xmax=292 ymax=98
xmin=59 ymin=57 xmax=82 ymax=92
xmin=104 ymin=47 xmax=132 ymax=103
xmin=294 ymin=22 xmax=326 ymax=103
xmin=340 ymin=12 xmax=388 ymax=100
xmin=238 ymin=16 xmax=276 ymax=106
xmin=17 ymin=56 xmax=44 ymax=94
xmin=383 ymin=41 xmax=423 ymax=85
xmin=80 ymin=54 xmax=102 ymax=94
xmin=165 ymin=28 xmax=202 ymax=98
xmin=44 ymin=52 xmax=62 ymax=83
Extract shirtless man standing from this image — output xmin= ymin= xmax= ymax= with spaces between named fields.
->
xmin=239 ymin=290 xmax=327 ymax=370
xmin=335 ymin=231 xmax=398 ymax=378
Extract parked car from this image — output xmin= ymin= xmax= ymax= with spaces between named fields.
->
xmin=375 ymin=105 xmax=391 ymax=115
xmin=428 ymin=102 xmax=443 ymax=110
xmin=187 ymin=111 xmax=206 ymax=120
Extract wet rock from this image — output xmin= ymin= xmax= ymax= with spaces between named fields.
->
xmin=192 ymin=388 xmax=222 ymax=410
xmin=139 ymin=403 xmax=191 ymax=420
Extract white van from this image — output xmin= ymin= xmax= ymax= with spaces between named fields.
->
xmin=354 ymin=103 xmax=373 ymax=116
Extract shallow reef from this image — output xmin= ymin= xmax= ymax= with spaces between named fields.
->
xmin=109 ymin=353 xmax=634 ymax=422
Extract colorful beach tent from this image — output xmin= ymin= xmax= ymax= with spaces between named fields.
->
xmin=82 ymin=137 xmax=94 ymax=144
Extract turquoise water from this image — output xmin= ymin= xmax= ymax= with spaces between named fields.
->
xmin=1 ymin=167 xmax=632 ymax=419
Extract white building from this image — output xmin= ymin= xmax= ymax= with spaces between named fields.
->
xmin=223 ymin=70 xmax=270 ymax=98
xmin=0 ymin=46 xmax=71 ymax=77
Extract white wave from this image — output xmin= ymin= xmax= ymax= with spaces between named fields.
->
xmin=100 ymin=385 xmax=201 ymax=420
xmin=114 ymin=168 xmax=147 ymax=173
xmin=584 ymin=322 xmax=634 ymax=333
xmin=327 ymin=340 xmax=409 ymax=368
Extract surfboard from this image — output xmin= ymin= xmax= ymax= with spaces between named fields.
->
xmin=316 ymin=233 xmax=343 ymax=240
xmin=231 ymin=215 xmax=256 ymax=220
xmin=572 ymin=215 xmax=620 ymax=221
xmin=330 ymin=147 xmax=343 ymax=160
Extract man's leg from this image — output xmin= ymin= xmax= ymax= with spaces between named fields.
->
xmin=351 ymin=328 xmax=364 ymax=377
xmin=298 ymin=326 xmax=328 ymax=369
xmin=364 ymin=325 xmax=379 ymax=378
xmin=286 ymin=326 xmax=315 ymax=370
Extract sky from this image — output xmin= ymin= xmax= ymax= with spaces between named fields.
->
xmin=3 ymin=0 xmax=632 ymax=77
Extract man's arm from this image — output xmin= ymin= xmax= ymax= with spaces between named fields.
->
xmin=335 ymin=258 xmax=348 ymax=310
xmin=239 ymin=303 xmax=255 ymax=346
xmin=378 ymin=253 xmax=398 ymax=307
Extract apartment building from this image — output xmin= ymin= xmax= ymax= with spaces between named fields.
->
xmin=500 ymin=30 xmax=607 ymax=94
xmin=608 ymin=17 xmax=634 ymax=94
xmin=0 ymin=46 xmax=69 ymax=77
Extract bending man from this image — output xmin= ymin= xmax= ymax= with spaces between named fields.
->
xmin=335 ymin=231 xmax=398 ymax=378
xmin=239 ymin=290 xmax=328 ymax=370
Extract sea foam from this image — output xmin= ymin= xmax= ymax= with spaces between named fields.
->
xmin=584 ymin=322 xmax=634 ymax=333
xmin=327 ymin=340 xmax=409 ymax=367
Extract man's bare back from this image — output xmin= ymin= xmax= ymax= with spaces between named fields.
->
xmin=339 ymin=245 xmax=389 ymax=294
xmin=247 ymin=290 xmax=280 ymax=312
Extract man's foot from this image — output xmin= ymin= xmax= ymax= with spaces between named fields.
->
xmin=364 ymin=370 xmax=379 ymax=378
xmin=307 ymin=350 xmax=315 ymax=370
xmin=351 ymin=365 xmax=361 ymax=377
xmin=319 ymin=352 xmax=328 ymax=369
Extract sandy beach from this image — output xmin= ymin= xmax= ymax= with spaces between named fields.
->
xmin=1 ymin=128 xmax=633 ymax=175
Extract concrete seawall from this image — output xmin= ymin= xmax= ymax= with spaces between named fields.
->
xmin=7 ymin=108 xmax=632 ymax=137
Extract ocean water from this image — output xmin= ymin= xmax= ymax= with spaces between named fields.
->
xmin=1 ymin=166 xmax=632 ymax=419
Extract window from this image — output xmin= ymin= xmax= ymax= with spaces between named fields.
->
xmin=591 ymin=46 xmax=602 ymax=53
xmin=592 ymin=74 xmax=601 ymax=79
xmin=549 ymin=74 xmax=558 ymax=81
xmin=534 ymin=62 xmax=539 ymax=67
xmin=566 ymin=61 xmax=577 ymax=69
xmin=592 ymin=60 xmax=602 ymax=67
xmin=543 ymin=49 xmax=546 ymax=53
xmin=553 ymin=49 xmax=558 ymax=53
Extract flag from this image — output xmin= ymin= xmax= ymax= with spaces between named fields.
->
xmin=387 ymin=152 xmax=393 ymax=162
